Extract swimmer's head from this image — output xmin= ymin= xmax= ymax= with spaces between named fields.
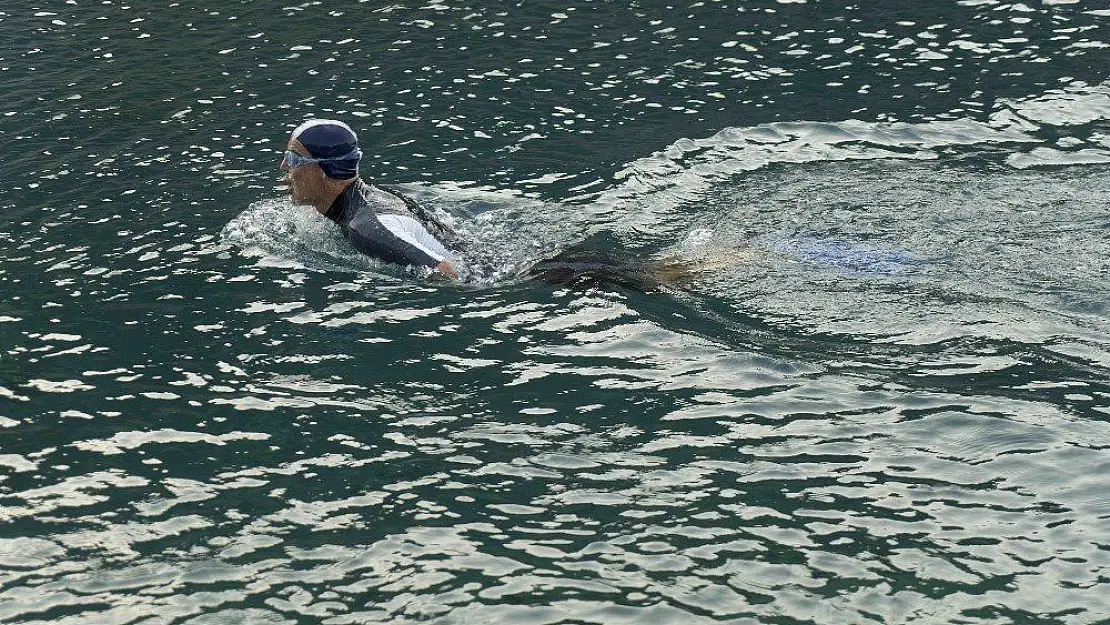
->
xmin=282 ymin=119 xmax=362 ymax=209
xmin=286 ymin=119 xmax=362 ymax=179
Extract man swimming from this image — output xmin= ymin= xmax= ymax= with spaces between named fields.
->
xmin=281 ymin=119 xmax=460 ymax=278
xmin=282 ymin=118 xmax=740 ymax=290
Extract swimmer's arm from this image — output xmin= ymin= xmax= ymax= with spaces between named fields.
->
xmin=353 ymin=214 xmax=457 ymax=277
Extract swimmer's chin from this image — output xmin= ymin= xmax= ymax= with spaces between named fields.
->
xmin=286 ymin=187 xmax=310 ymax=207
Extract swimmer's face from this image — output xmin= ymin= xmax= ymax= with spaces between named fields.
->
xmin=281 ymin=138 xmax=327 ymax=209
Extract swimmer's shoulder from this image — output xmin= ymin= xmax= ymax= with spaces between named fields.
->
xmin=353 ymin=181 xmax=406 ymax=215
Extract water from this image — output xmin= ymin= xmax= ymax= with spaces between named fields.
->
xmin=2 ymin=1 xmax=1110 ymax=623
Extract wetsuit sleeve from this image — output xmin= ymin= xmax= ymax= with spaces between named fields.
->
xmin=346 ymin=212 xmax=450 ymax=269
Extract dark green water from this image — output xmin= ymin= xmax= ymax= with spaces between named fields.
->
xmin=3 ymin=1 xmax=1110 ymax=623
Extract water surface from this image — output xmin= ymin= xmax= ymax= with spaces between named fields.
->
xmin=2 ymin=1 xmax=1110 ymax=623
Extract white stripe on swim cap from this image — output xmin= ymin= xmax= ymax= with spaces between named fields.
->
xmin=291 ymin=119 xmax=357 ymax=142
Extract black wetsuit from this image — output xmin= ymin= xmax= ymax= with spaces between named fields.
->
xmin=324 ymin=179 xmax=455 ymax=270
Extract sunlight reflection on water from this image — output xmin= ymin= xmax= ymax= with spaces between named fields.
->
xmin=3 ymin=1 xmax=1110 ymax=623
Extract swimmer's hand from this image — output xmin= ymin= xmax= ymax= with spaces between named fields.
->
xmin=435 ymin=260 xmax=459 ymax=280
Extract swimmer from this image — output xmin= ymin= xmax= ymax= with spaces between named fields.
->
xmin=281 ymin=119 xmax=459 ymax=278
xmin=282 ymin=118 xmax=745 ymax=291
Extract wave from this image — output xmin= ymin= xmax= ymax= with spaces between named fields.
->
xmin=580 ymin=81 xmax=1110 ymax=241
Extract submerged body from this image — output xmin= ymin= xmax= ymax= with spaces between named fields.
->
xmin=524 ymin=246 xmax=755 ymax=292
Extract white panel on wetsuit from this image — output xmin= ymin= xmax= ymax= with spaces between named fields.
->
xmin=377 ymin=214 xmax=450 ymax=263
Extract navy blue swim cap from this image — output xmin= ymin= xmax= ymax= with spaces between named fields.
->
xmin=291 ymin=119 xmax=362 ymax=180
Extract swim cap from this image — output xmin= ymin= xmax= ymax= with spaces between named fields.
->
xmin=290 ymin=119 xmax=362 ymax=179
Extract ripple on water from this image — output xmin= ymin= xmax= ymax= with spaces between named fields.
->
xmin=4 ymin=1 xmax=1110 ymax=623
xmin=3 ymin=289 xmax=1110 ymax=623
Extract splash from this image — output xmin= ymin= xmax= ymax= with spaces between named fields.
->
xmin=221 ymin=197 xmax=410 ymax=278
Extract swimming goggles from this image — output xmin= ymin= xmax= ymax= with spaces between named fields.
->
xmin=282 ymin=147 xmax=362 ymax=170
